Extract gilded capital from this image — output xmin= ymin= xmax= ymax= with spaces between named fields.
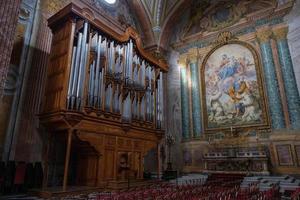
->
xmin=273 ymin=26 xmax=289 ymax=41
xmin=256 ymin=29 xmax=272 ymax=43
xmin=178 ymin=55 xmax=188 ymax=68
xmin=188 ymin=54 xmax=198 ymax=64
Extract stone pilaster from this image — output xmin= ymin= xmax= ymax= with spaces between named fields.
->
xmin=256 ymin=28 xmax=285 ymax=129
xmin=0 ymin=0 xmax=21 ymax=158
xmin=180 ymin=58 xmax=191 ymax=139
xmin=273 ymin=26 xmax=300 ymax=129
xmin=188 ymin=56 xmax=202 ymax=138
xmin=0 ymin=0 xmax=21 ymax=99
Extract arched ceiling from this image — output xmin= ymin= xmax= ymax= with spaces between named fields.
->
xmin=127 ymin=0 xmax=189 ymax=54
xmin=128 ymin=0 xmax=283 ymax=55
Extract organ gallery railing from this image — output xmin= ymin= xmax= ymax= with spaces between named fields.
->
xmin=43 ymin=3 xmax=167 ymax=130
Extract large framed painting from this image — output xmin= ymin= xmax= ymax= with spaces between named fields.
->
xmin=201 ymin=41 xmax=269 ymax=132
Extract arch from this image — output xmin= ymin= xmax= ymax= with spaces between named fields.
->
xmin=127 ymin=0 xmax=156 ymax=48
xmin=158 ymin=0 xmax=191 ymax=50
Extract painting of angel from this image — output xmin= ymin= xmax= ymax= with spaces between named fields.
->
xmin=203 ymin=43 xmax=265 ymax=128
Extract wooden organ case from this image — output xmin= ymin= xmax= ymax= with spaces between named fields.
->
xmin=39 ymin=3 xmax=167 ymax=190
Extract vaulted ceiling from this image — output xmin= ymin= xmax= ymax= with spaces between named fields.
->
xmin=128 ymin=0 xmax=282 ymax=55
xmin=127 ymin=0 xmax=191 ymax=53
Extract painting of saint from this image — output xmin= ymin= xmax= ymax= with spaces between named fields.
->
xmin=203 ymin=43 xmax=265 ymax=128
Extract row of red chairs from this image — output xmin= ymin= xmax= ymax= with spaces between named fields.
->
xmin=96 ymin=181 xmax=280 ymax=200
xmin=291 ymin=187 xmax=300 ymax=200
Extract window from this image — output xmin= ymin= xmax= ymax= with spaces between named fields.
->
xmin=104 ymin=0 xmax=116 ymax=4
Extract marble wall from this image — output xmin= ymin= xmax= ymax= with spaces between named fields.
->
xmin=165 ymin=50 xmax=184 ymax=171
xmin=164 ymin=0 xmax=300 ymax=173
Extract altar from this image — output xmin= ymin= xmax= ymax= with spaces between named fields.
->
xmin=203 ymin=147 xmax=269 ymax=175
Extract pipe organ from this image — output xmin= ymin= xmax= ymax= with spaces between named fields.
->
xmin=40 ymin=3 xmax=167 ymax=189
xmin=65 ymin=21 xmax=164 ymax=126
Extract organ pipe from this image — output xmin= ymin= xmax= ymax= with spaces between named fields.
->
xmin=65 ymin=21 xmax=165 ymax=128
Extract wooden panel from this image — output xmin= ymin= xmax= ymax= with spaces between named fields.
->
xmin=104 ymin=149 xmax=115 ymax=180
xmin=77 ymin=154 xmax=98 ymax=186
xmin=43 ymin=20 xmax=75 ymax=112
xmin=105 ymin=136 xmax=116 ymax=147
xmin=76 ymin=132 xmax=157 ymax=184
xmin=131 ymin=152 xmax=142 ymax=178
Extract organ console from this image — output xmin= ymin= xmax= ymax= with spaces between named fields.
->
xmin=39 ymin=3 xmax=167 ymax=190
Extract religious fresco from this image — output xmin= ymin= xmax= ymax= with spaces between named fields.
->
xmin=202 ymin=43 xmax=266 ymax=130
xmin=176 ymin=0 xmax=277 ymax=39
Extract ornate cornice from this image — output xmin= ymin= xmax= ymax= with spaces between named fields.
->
xmin=212 ymin=31 xmax=238 ymax=46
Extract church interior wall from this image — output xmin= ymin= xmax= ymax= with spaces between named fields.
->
xmin=285 ymin=0 xmax=300 ymax=94
xmin=0 ymin=0 xmax=300 ymax=186
xmin=166 ymin=0 xmax=300 ymax=175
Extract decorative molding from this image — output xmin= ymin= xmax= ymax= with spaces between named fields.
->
xmin=273 ymin=25 xmax=289 ymax=41
xmin=256 ymin=28 xmax=272 ymax=43
xmin=212 ymin=31 xmax=238 ymax=47
xmin=44 ymin=0 xmax=70 ymax=15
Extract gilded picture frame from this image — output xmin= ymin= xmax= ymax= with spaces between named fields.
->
xmin=200 ymin=40 xmax=270 ymax=134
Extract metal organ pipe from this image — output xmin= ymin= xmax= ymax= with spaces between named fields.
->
xmin=108 ymin=41 xmax=115 ymax=74
xmin=76 ymin=22 xmax=89 ymax=109
xmin=156 ymin=71 xmax=164 ymax=129
xmin=141 ymin=61 xmax=145 ymax=87
xmin=105 ymin=84 xmax=112 ymax=111
xmin=122 ymin=40 xmax=133 ymax=122
xmin=128 ymin=40 xmax=133 ymax=80
xmin=65 ymin=22 xmax=164 ymax=128
xmin=70 ymin=32 xmax=83 ymax=109
xmin=141 ymin=97 xmax=145 ymax=121
xmin=124 ymin=44 xmax=128 ymax=82
xmin=93 ymin=34 xmax=102 ymax=107
xmin=88 ymin=60 xmax=95 ymax=106
xmin=113 ymin=86 xmax=119 ymax=113
xmin=160 ymin=72 xmax=164 ymax=128
xmin=67 ymin=46 xmax=77 ymax=108
xmin=98 ymin=38 xmax=106 ymax=108
xmin=87 ymin=33 xmax=97 ymax=106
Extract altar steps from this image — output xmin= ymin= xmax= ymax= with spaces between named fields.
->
xmin=241 ymin=175 xmax=300 ymax=194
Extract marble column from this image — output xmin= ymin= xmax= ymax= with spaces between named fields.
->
xmin=180 ymin=61 xmax=191 ymax=139
xmin=273 ymin=26 xmax=300 ymax=129
xmin=189 ymin=57 xmax=202 ymax=137
xmin=256 ymin=29 xmax=285 ymax=129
